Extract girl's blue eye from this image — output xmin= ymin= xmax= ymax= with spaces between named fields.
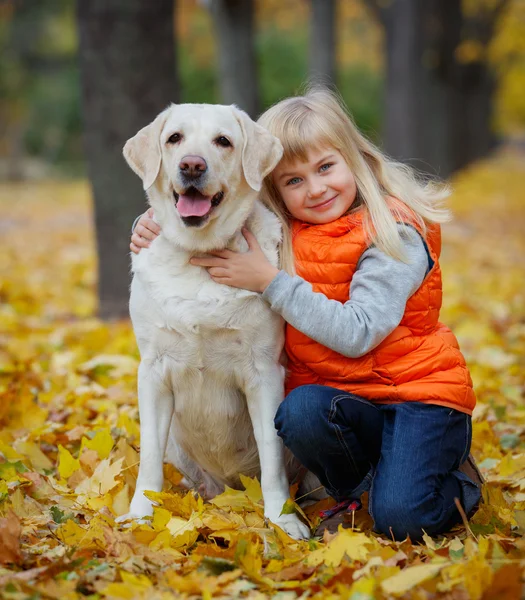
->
xmin=320 ymin=163 xmax=333 ymax=172
xmin=286 ymin=177 xmax=301 ymax=186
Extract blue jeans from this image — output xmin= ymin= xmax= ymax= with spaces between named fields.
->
xmin=275 ymin=384 xmax=481 ymax=541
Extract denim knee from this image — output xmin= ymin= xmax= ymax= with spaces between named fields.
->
xmin=274 ymin=385 xmax=326 ymax=450
xmin=371 ymin=493 xmax=423 ymax=541
xmin=371 ymin=487 xmax=449 ymax=541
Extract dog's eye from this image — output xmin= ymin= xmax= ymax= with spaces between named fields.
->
xmin=167 ymin=132 xmax=182 ymax=144
xmin=215 ymin=136 xmax=232 ymax=148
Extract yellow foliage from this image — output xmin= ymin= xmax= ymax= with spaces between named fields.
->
xmin=490 ymin=0 xmax=525 ymax=132
xmin=101 ymin=571 xmax=152 ymax=600
xmin=307 ymin=529 xmax=378 ymax=567
xmin=80 ymin=428 xmax=115 ymax=460
xmin=456 ymin=40 xmax=485 ymax=63
xmin=381 ymin=563 xmax=445 ymax=595
xmin=0 ymin=154 xmax=524 ymax=595
xmin=144 ymin=489 xmax=204 ymax=519
xmin=57 ymin=444 xmax=81 ymax=480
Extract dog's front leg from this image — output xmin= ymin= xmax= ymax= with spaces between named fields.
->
xmin=117 ymin=361 xmax=174 ymax=522
xmin=245 ymin=364 xmax=310 ymax=540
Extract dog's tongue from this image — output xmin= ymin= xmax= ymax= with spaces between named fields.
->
xmin=177 ymin=189 xmax=212 ymax=217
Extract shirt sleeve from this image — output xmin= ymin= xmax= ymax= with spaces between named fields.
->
xmin=261 ymin=224 xmax=430 ymax=358
xmin=131 ymin=215 xmax=142 ymax=234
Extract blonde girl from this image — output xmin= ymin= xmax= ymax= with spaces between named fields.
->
xmin=131 ymin=87 xmax=482 ymax=539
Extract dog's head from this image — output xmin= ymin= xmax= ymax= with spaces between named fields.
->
xmin=124 ymin=103 xmax=283 ymax=248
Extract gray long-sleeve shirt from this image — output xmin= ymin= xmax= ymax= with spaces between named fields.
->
xmin=262 ymin=225 xmax=431 ymax=358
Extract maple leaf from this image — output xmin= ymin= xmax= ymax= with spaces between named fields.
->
xmin=211 ymin=485 xmax=264 ymax=514
xmin=201 ymin=507 xmax=246 ymax=531
xmin=0 ymin=510 xmax=22 ymax=565
xmin=80 ymin=428 xmax=115 ymax=460
xmin=307 ymin=529 xmax=378 ymax=567
xmin=57 ymin=444 xmax=81 ymax=480
xmin=100 ymin=570 xmax=152 ymax=599
xmin=75 ymin=457 xmax=124 ymax=499
xmin=144 ymin=489 xmax=204 ymax=519
xmin=381 ymin=563 xmax=446 ymax=595
xmin=13 ymin=440 xmax=54 ymax=471
xmin=239 ymin=473 xmax=263 ymax=503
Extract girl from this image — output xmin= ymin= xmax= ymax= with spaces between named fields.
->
xmin=130 ymin=87 xmax=482 ymax=540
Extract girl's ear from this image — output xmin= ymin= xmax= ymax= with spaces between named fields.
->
xmin=123 ymin=107 xmax=171 ymax=190
xmin=232 ymin=106 xmax=283 ymax=192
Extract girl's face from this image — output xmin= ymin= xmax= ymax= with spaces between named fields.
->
xmin=272 ymin=147 xmax=357 ymax=224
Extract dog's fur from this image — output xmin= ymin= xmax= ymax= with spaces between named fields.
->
xmin=118 ymin=103 xmax=310 ymax=539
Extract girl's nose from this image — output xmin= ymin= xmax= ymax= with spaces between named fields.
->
xmin=307 ymin=180 xmax=327 ymax=198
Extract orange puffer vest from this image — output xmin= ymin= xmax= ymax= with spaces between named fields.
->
xmin=285 ymin=207 xmax=476 ymax=415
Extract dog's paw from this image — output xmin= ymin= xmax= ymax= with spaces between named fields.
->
xmin=115 ymin=512 xmax=150 ymax=526
xmin=115 ymin=492 xmax=154 ymax=525
xmin=270 ymin=513 xmax=310 ymax=540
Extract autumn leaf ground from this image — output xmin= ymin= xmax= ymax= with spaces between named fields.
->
xmin=0 ymin=150 xmax=524 ymax=599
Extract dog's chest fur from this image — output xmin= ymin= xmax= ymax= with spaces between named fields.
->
xmin=129 ymin=206 xmax=283 ymax=484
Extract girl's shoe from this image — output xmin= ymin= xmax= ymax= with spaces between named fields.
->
xmin=458 ymin=453 xmax=484 ymax=487
xmin=458 ymin=453 xmax=484 ymax=518
xmin=314 ymin=499 xmax=362 ymax=536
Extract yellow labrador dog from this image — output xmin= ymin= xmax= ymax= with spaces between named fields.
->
xmin=119 ymin=103 xmax=310 ymax=539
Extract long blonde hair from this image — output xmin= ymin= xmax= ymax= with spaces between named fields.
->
xmin=257 ymin=86 xmax=451 ymax=274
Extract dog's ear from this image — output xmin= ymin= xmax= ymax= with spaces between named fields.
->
xmin=123 ymin=108 xmax=170 ymax=191
xmin=232 ymin=106 xmax=283 ymax=192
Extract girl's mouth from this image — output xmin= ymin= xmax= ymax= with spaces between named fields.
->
xmin=311 ymin=195 xmax=337 ymax=210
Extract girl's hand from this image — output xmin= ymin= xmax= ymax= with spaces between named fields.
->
xmin=130 ymin=207 xmax=161 ymax=254
xmin=190 ymin=228 xmax=279 ymax=293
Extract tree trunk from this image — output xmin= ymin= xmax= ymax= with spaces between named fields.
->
xmin=379 ymin=0 xmax=463 ymax=177
xmin=209 ymin=0 xmax=259 ymax=116
xmin=367 ymin=0 xmax=501 ymax=178
xmin=76 ymin=0 xmax=178 ymax=319
xmin=309 ymin=0 xmax=337 ymax=85
xmin=451 ymin=4 xmax=503 ymax=167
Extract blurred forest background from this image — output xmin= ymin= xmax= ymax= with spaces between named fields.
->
xmin=2 ymin=0 xmax=525 ymax=180
xmin=2 ymin=0 xmax=525 ymax=178
xmin=1 ymin=2 xmax=525 ymax=596
xmin=3 ymin=0 xmax=525 ymax=317
xmin=1 ymin=0 xmax=383 ymax=180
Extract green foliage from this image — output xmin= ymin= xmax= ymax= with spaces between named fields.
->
xmin=4 ymin=1 xmax=525 ymax=176
xmin=1 ymin=0 xmax=82 ymax=173
xmin=257 ymin=26 xmax=309 ymax=108
xmin=178 ymin=10 xmax=219 ymax=106
xmin=338 ymin=65 xmax=383 ymax=141
xmin=258 ymin=27 xmax=382 ymax=139
xmin=0 ymin=3 xmax=383 ymax=172
xmin=180 ymin=25 xmax=383 ymax=141
xmin=24 ymin=64 xmax=82 ymax=168
xmin=50 ymin=505 xmax=67 ymax=523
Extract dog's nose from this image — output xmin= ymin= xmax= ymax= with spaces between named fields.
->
xmin=179 ymin=155 xmax=207 ymax=179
